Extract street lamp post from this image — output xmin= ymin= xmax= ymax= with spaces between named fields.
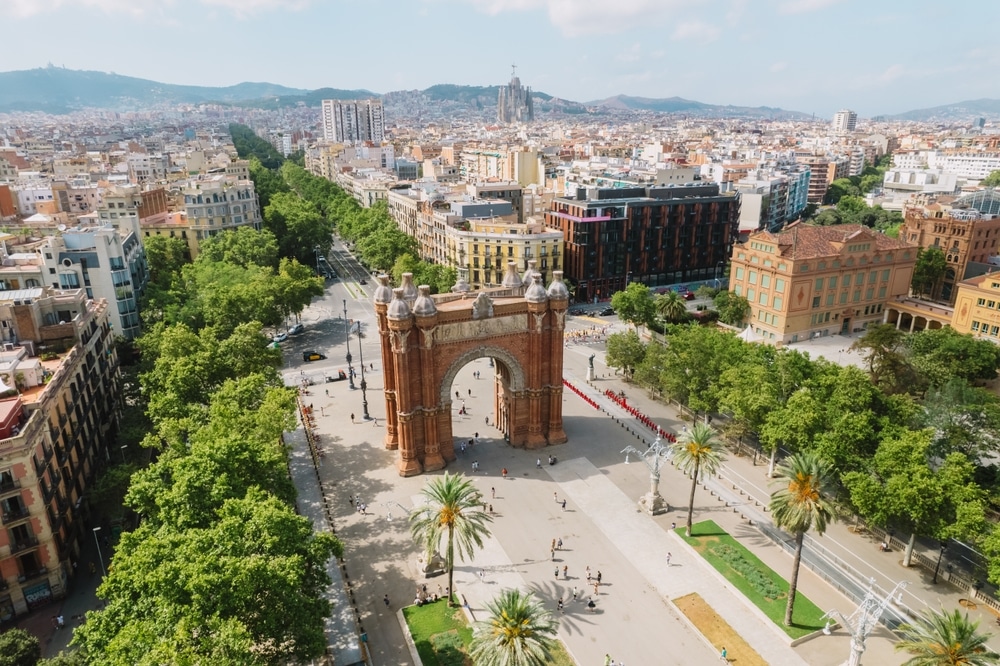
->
xmin=932 ymin=540 xmax=949 ymax=584
xmin=714 ymin=261 xmax=725 ymax=288
xmin=822 ymin=578 xmax=908 ymax=666
xmin=356 ymin=320 xmax=370 ymax=420
xmin=343 ymin=300 xmax=356 ymax=390
xmin=93 ymin=526 xmax=106 ymax=577
xmin=119 ymin=445 xmax=127 ymax=465
xmin=621 ymin=435 xmax=671 ymax=515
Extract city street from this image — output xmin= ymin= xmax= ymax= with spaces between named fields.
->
xmin=281 ymin=240 xmax=990 ymax=665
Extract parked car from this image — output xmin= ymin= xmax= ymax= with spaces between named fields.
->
xmin=272 ymin=332 xmax=288 ymax=343
xmin=599 ymin=307 xmax=615 ymax=316
xmin=289 ymin=323 xmax=305 ymax=336
xmin=359 ymin=278 xmax=368 ymax=285
xmin=302 ymin=351 xmax=327 ymax=362
xmin=682 ymin=291 xmax=696 ymax=301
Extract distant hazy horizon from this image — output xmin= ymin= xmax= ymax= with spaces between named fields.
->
xmin=2 ymin=0 xmax=997 ymax=118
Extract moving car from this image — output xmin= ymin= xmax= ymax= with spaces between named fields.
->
xmin=599 ymin=307 xmax=615 ymax=316
xmin=272 ymin=332 xmax=288 ymax=343
xmin=289 ymin=323 xmax=305 ymax=336
xmin=682 ymin=291 xmax=696 ymax=301
xmin=359 ymin=278 xmax=368 ymax=285
xmin=302 ymin=351 xmax=327 ymax=362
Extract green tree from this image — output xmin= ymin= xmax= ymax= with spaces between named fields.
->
xmin=610 ymin=282 xmax=656 ymax=331
xmin=837 ymin=195 xmax=868 ymax=215
xmin=657 ymin=325 xmax=745 ymax=416
xmin=36 ymin=652 xmax=87 ymax=666
xmin=670 ymin=423 xmax=727 ymax=537
xmin=759 ymin=387 xmax=824 ymax=476
xmin=199 ymin=227 xmax=279 ymax=269
xmin=813 ymin=209 xmax=844 ymax=226
xmin=800 ymin=203 xmax=819 ymax=221
xmin=859 ymin=173 xmax=884 ymax=194
xmin=894 ymin=608 xmax=999 ymax=666
xmin=851 ymin=324 xmax=915 ymax=394
xmin=826 ymin=178 xmax=860 ymax=204
xmin=263 ymin=191 xmax=333 ymax=266
xmin=75 ymin=491 xmax=342 ymax=665
xmin=712 ymin=291 xmax=750 ymax=326
xmin=655 ymin=290 xmax=689 ymax=324
xmin=0 ymin=628 xmax=41 ymax=666
xmin=911 ymin=247 xmax=947 ymax=298
xmin=469 ymin=589 xmax=559 ymax=666
xmin=605 ymin=330 xmax=646 ymax=380
xmin=981 ymin=170 xmax=1000 ymax=188
xmin=409 ymin=472 xmax=493 ymax=608
xmin=920 ymin=379 xmax=1000 ymax=462
xmin=769 ymin=451 xmax=836 ymax=626
xmin=718 ymin=356 xmax=779 ymax=450
xmin=906 ymin=328 xmax=1000 ymax=387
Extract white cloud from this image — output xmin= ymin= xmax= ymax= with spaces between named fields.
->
xmin=769 ymin=61 xmax=788 ymax=72
xmin=777 ymin=0 xmax=843 ymax=14
xmin=462 ymin=0 xmax=693 ymax=37
xmin=0 ymin=0 xmax=303 ymax=19
xmin=671 ymin=20 xmax=720 ymax=41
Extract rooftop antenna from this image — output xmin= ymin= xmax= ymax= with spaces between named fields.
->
xmin=511 ymin=63 xmax=517 ymax=78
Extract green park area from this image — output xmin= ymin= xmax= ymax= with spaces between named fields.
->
xmin=403 ymin=599 xmax=575 ymax=666
xmin=679 ymin=521 xmax=826 ymax=639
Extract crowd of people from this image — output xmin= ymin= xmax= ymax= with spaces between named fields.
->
xmin=604 ymin=390 xmax=677 ymax=444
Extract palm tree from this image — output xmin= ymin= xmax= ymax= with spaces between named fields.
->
xmin=656 ymin=291 xmax=689 ymax=325
xmin=670 ymin=422 xmax=727 ymax=537
xmin=895 ymin=608 xmax=999 ymax=666
xmin=409 ymin=472 xmax=492 ymax=607
xmin=769 ymin=451 xmax=835 ymax=626
xmin=469 ymin=588 xmax=558 ymax=666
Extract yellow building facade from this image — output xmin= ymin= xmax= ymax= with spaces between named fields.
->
xmin=952 ymin=274 xmax=1000 ymax=341
xmin=729 ymin=223 xmax=918 ymax=345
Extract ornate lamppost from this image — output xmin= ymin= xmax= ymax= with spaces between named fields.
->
xmin=822 ymin=578 xmax=908 ymax=666
xmin=621 ymin=435 xmax=671 ymax=515
xmin=343 ymin=299 xmax=356 ymax=390
xmin=356 ymin=318 xmax=370 ymax=420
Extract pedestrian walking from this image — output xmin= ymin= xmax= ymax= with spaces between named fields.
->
xmin=461 ymin=442 xmax=467 ymax=455
xmin=666 ymin=552 xmax=672 ymax=567
xmin=720 ymin=646 xmax=727 ymax=662
xmin=554 ymin=567 xmax=559 ymax=579
xmin=562 ymin=565 xmax=568 ymax=579
xmin=456 ymin=390 xmax=460 ymax=399
xmin=557 ymin=538 xmax=563 ymax=549
xmin=572 ymin=586 xmax=578 ymax=601
xmin=372 ymin=418 xmax=378 ymax=427
xmin=350 ymin=413 xmax=355 ymax=423
xmin=485 ymin=416 xmax=490 ymax=425
xmin=551 ymin=538 xmax=556 ymax=551
xmin=561 ymin=499 xmax=567 ymax=511
xmin=551 ymin=547 xmax=555 ymax=561
xmin=553 ymin=492 xmax=558 ymax=503
xmin=536 ymin=458 xmax=542 ymax=468
xmin=557 ymin=598 xmax=564 ymax=613
xmin=348 ymin=495 xmax=354 ymax=506
xmin=383 ymin=594 xmax=390 ymax=608
xmin=586 ymin=566 xmax=592 ymax=581
xmin=491 ymin=486 xmax=495 ymax=498
xmin=479 ymin=569 xmax=485 ymax=582
xmin=489 ymin=504 xmax=493 ymax=514
xmin=597 ymin=571 xmax=602 ymax=584
xmin=671 ymin=521 xmax=676 ymax=530
xmin=594 ymin=582 xmax=599 ymax=596
xmin=370 ymin=362 xmax=373 ymax=371
xmin=468 ymin=389 xmax=472 ymax=396
xmin=502 ymin=468 xmax=508 ymax=479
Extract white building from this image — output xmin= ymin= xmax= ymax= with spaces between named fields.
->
xmin=320 ymin=99 xmax=385 ymax=144
xmin=832 ymin=109 xmax=858 ymax=133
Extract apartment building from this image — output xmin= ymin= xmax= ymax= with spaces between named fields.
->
xmin=952 ymin=273 xmax=1000 ymax=341
xmin=832 ymin=109 xmax=858 ymax=133
xmin=899 ymin=202 xmax=1000 ymax=302
xmin=320 ymin=99 xmax=385 ymax=144
xmin=729 ymin=223 xmax=918 ymax=344
xmin=544 ymin=183 xmax=739 ymax=303
xmin=179 ymin=174 xmax=262 ymax=247
xmin=796 ymin=154 xmax=850 ymax=203
xmin=458 ymin=216 xmax=563 ymax=289
xmin=0 ymin=289 xmax=119 ymax=622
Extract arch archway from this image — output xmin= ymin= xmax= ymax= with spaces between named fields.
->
xmin=374 ymin=269 xmax=569 ymax=476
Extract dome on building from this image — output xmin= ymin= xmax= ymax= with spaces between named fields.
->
xmin=412 ymin=285 xmax=438 ymax=317
xmin=387 ymin=288 xmax=412 ymax=320
xmin=501 ymin=261 xmax=522 ymax=289
xmin=546 ymin=271 xmax=570 ymax=300
xmin=524 ymin=273 xmax=548 ymax=303
xmin=400 ymin=272 xmax=419 ymax=304
xmin=374 ymin=274 xmax=393 ymax=304
xmin=521 ymin=259 xmax=537 ymax=287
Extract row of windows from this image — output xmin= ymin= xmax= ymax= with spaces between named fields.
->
xmin=732 ymin=285 xmax=784 ymax=311
xmin=814 ymin=270 xmax=890 ymax=290
xmin=812 ymin=287 xmax=888 ymax=307
xmin=971 ymin=321 xmax=1000 ymax=337
xmin=799 ymin=252 xmax=903 ymax=271
xmin=975 ymin=297 xmax=1000 ymax=310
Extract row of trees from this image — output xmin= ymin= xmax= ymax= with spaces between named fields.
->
xmin=69 ymin=222 xmax=342 ymax=662
xmin=606 ymin=321 xmax=1000 ymax=578
xmin=609 ymin=282 xmax=750 ymax=331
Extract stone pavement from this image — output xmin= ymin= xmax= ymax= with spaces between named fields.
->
xmin=297 ymin=345 xmax=906 ymax=666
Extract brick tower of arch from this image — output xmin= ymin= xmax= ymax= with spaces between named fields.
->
xmin=373 ymin=264 xmax=569 ymax=476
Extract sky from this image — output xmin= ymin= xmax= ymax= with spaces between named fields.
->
xmin=3 ymin=0 xmax=999 ymax=117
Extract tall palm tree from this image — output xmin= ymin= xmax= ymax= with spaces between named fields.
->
xmin=670 ymin=422 xmax=727 ymax=537
xmin=469 ymin=588 xmax=558 ymax=666
xmin=895 ymin=608 xmax=999 ymax=666
xmin=769 ymin=451 xmax=835 ymax=627
xmin=656 ymin=291 xmax=689 ymax=324
xmin=409 ymin=472 xmax=492 ymax=607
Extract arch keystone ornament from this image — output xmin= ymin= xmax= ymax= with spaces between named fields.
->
xmin=374 ymin=267 xmax=569 ymax=476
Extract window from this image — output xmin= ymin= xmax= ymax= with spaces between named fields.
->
xmin=749 ymin=271 xmax=758 ymax=284
xmin=773 ymin=296 xmax=783 ymax=310
xmin=855 ymin=273 xmax=865 ymax=286
xmin=828 ymin=276 xmax=838 ymax=289
xmin=866 ymin=288 xmax=874 ymax=300
xmin=814 ymin=278 xmax=823 ymax=291
xmin=775 ymin=279 xmax=785 ymax=293
xmin=992 ymin=326 xmax=1000 ymax=338
xmin=853 ymin=291 xmax=861 ymax=303
xmin=734 ymin=285 xmax=742 ymax=296
xmin=761 ymin=275 xmax=771 ymax=288
xmin=812 ymin=296 xmax=821 ymax=308
xmin=878 ymin=286 xmax=886 ymax=298
xmin=826 ymin=294 xmax=834 ymax=306
xmin=759 ymin=292 xmax=768 ymax=305
xmin=869 ymin=271 xmax=878 ymax=284
xmin=882 ymin=269 xmax=890 ymax=282
xmin=747 ymin=288 xmax=755 ymax=301
xmin=840 ymin=292 xmax=848 ymax=304
xmin=972 ymin=321 xmax=981 ymax=331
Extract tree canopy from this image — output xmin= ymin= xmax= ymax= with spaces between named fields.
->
xmin=611 ymin=282 xmax=657 ymax=330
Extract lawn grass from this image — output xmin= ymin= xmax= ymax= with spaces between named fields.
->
xmin=678 ymin=520 xmax=827 ymax=639
xmin=402 ymin=598 xmax=576 ymax=666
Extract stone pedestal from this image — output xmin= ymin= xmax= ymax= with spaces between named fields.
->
xmin=638 ymin=491 xmax=669 ymax=516
xmin=586 ymin=367 xmax=595 ymax=381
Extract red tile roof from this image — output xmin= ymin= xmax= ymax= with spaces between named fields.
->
xmin=748 ymin=223 xmax=916 ymax=260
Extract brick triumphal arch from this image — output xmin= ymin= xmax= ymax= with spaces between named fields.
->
xmin=373 ymin=264 xmax=569 ymax=476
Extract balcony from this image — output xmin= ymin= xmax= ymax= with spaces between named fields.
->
xmin=0 ymin=476 xmax=19 ymax=495
xmin=2 ymin=505 xmax=30 ymax=523
xmin=9 ymin=535 xmax=39 ymax=554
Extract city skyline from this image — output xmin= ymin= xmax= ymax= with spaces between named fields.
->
xmin=2 ymin=0 xmax=999 ymax=118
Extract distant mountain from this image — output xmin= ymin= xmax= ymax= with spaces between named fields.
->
xmin=888 ymin=99 xmax=1000 ymax=122
xmin=0 ymin=66 xmax=309 ymax=113
xmin=587 ymin=94 xmax=809 ymax=119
